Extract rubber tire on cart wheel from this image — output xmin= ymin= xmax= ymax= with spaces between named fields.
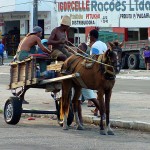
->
xmin=4 ymin=97 xmax=22 ymax=125
xmin=57 ymin=100 xmax=74 ymax=127
xmin=128 ymin=54 xmax=139 ymax=69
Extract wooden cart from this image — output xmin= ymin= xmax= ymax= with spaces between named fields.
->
xmin=4 ymin=56 xmax=80 ymax=125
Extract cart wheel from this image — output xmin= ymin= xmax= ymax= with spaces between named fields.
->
xmin=4 ymin=97 xmax=22 ymax=125
xmin=57 ymin=100 xmax=74 ymax=127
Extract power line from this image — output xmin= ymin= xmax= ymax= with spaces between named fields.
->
xmin=0 ymin=0 xmax=55 ymax=9
xmin=41 ymin=0 xmax=150 ymax=6
xmin=39 ymin=0 xmax=56 ymax=4
xmin=0 ymin=0 xmax=148 ymax=9
xmin=0 ymin=1 xmax=33 ymax=9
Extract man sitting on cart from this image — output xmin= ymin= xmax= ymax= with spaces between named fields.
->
xmin=16 ymin=26 xmax=52 ymax=75
xmin=47 ymin=15 xmax=72 ymax=61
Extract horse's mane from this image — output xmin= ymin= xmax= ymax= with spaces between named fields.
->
xmin=113 ymin=41 xmax=119 ymax=46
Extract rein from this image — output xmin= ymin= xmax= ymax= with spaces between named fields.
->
xmin=65 ymin=44 xmax=115 ymax=70
xmin=98 ymin=55 xmax=116 ymax=76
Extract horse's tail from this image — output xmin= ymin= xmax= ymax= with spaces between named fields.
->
xmin=60 ymin=81 xmax=71 ymax=120
xmin=60 ymin=98 xmax=69 ymax=120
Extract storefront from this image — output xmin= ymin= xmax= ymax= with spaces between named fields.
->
xmin=0 ymin=0 xmax=57 ymax=56
xmin=56 ymin=0 xmax=150 ymax=43
xmin=0 ymin=12 xmax=53 ymax=55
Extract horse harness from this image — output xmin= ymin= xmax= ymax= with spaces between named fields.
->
xmin=98 ymin=54 xmax=116 ymax=80
xmin=61 ymin=55 xmax=88 ymax=88
xmin=79 ymin=54 xmax=116 ymax=80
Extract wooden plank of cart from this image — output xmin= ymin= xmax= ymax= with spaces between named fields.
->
xmin=3 ymin=55 xmax=80 ymax=126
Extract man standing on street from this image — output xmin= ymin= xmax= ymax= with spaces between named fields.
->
xmin=89 ymin=29 xmax=107 ymax=55
xmin=89 ymin=29 xmax=108 ymax=116
xmin=0 ymin=40 xmax=4 ymax=65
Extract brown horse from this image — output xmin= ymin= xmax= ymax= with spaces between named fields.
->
xmin=60 ymin=41 xmax=123 ymax=135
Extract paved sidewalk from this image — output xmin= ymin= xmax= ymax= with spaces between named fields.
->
xmin=0 ymin=59 xmax=150 ymax=132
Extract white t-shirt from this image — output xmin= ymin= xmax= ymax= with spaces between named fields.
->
xmin=90 ymin=41 xmax=107 ymax=55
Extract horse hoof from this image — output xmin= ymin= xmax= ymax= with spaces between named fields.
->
xmin=100 ymin=130 xmax=106 ymax=135
xmin=63 ymin=125 xmax=69 ymax=130
xmin=107 ymin=130 xmax=115 ymax=135
xmin=76 ymin=125 xmax=84 ymax=130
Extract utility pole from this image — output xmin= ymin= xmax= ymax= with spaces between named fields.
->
xmin=33 ymin=0 xmax=38 ymax=27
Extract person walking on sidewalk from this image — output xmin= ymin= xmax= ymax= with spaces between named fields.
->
xmin=143 ymin=46 xmax=150 ymax=70
xmin=47 ymin=15 xmax=72 ymax=61
xmin=0 ymin=40 xmax=4 ymax=65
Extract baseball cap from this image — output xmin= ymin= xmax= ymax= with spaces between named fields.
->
xmin=41 ymin=39 xmax=48 ymax=44
xmin=31 ymin=26 xmax=43 ymax=33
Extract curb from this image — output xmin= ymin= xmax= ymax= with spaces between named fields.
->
xmin=83 ymin=115 xmax=150 ymax=132
xmin=1 ymin=111 xmax=150 ymax=132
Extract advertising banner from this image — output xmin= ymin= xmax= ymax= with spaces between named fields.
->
xmin=56 ymin=0 xmax=150 ymax=27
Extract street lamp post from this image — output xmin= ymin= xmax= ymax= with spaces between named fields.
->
xmin=33 ymin=0 xmax=38 ymax=27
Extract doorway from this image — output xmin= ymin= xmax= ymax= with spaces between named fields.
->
xmin=38 ymin=19 xmax=44 ymax=39
xmin=140 ymin=28 xmax=148 ymax=40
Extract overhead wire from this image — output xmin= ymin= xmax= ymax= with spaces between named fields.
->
xmin=0 ymin=1 xmax=33 ymax=9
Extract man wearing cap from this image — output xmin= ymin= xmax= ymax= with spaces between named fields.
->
xmin=16 ymin=26 xmax=52 ymax=73
xmin=48 ymin=15 xmax=72 ymax=61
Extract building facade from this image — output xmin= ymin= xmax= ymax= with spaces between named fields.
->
xmin=0 ymin=0 xmax=57 ymax=55
xmin=1 ymin=0 xmax=150 ymax=55
xmin=56 ymin=0 xmax=150 ymax=44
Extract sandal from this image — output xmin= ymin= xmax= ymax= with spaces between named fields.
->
xmin=91 ymin=109 xmax=98 ymax=116
xmin=87 ymin=104 xmax=95 ymax=107
xmin=22 ymin=100 xmax=29 ymax=104
xmin=87 ymin=100 xmax=95 ymax=107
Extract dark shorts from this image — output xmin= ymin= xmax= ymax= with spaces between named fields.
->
xmin=0 ymin=53 xmax=3 ymax=58
xmin=51 ymin=48 xmax=72 ymax=59
xmin=145 ymin=57 xmax=150 ymax=63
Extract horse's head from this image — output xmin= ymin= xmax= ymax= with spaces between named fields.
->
xmin=105 ymin=41 xmax=123 ymax=74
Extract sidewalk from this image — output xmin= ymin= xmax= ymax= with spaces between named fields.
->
xmin=0 ymin=59 xmax=150 ymax=132
xmin=3 ymin=56 xmax=13 ymax=65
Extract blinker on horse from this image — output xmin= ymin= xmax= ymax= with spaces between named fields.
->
xmin=60 ymin=41 xmax=123 ymax=135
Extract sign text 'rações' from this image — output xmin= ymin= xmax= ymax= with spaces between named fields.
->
xmin=57 ymin=0 xmax=150 ymax=12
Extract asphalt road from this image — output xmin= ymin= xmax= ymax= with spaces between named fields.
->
xmin=0 ymin=65 xmax=150 ymax=94
xmin=0 ymin=66 xmax=150 ymax=150
xmin=0 ymin=115 xmax=150 ymax=150
xmin=0 ymin=70 xmax=149 ymax=94
xmin=114 ymin=79 xmax=150 ymax=94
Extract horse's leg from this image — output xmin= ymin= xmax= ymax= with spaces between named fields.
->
xmin=72 ymin=86 xmax=84 ymax=130
xmin=61 ymin=80 xmax=72 ymax=130
xmin=97 ymin=90 xmax=106 ymax=135
xmin=77 ymin=100 xmax=83 ymax=125
xmin=105 ymin=90 xmax=114 ymax=135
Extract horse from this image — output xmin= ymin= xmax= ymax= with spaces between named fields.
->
xmin=60 ymin=41 xmax=123 ymax=135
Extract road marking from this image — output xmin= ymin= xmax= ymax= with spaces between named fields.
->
xmin=0 ymin=73 xmax=9 ymax=75
xmin=0 ymin=73 xmax=150 ymax=80
xmin=117 ymin=76 xmax=150 ymax=80
xmin=120 ymin=91 xmax=143 ymax=94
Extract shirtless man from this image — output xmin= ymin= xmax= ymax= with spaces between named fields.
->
xmin=47 ymin=15 xmax=72 ymax=61
xmin=16 ymin=26 xmax=51 ymax=73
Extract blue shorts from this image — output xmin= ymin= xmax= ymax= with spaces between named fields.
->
xmin=79 ymin=88 xmax=96 ymax=100
xmin=0 ymin=53 xmax=3 ymax=58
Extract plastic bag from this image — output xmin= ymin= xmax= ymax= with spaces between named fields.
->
xmin=3 ymin=51 xmax=8 ymax=59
